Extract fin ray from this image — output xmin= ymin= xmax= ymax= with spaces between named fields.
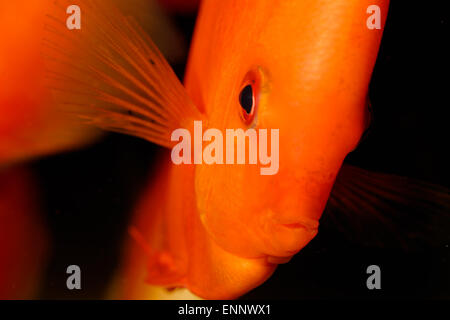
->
xmin=323 ymin=165 xmax=450 ymax=248
xmin=42 ymin=0 xmax=203 ymax=148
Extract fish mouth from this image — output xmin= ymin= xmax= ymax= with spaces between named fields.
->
xmin=277 ymin=218 xmax=319 ymax=232
xmin=281 ymin=222 xmax=311 ymax=229
xmin=263 ymin=221 xmax=319 ymax=258
xmin=265 ymin=208 xmax=320 ymax=232
xmin=258 ymin=213 xmax=319 ymax=257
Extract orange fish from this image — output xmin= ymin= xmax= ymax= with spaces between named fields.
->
xmin=0 ymin=0 xmax=101 ymax=167
xmin=42 ymin=0 xmax=450 ymax=299
xmin=0 ymin=0 xmax=185 ymax=167
xmin=0 ymin=166 xmax=48 ymax=299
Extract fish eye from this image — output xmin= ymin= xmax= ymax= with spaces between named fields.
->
xmin=238 ymin=81 xmax=257 ymax=124
xmin=239 ymin=84 xmax=254 ymax=116
xmin=239 ymin=68 xmax=263 ymax=124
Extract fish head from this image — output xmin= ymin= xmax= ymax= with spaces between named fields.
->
xmin=186 ymin=0 xmax=388 ymax=262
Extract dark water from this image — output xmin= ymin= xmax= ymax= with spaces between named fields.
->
xmin=32 ymin=2 xmax=449 ymax=299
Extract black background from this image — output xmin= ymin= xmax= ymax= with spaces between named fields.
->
xmin=32 ymin=1 xmax=449 ymax=299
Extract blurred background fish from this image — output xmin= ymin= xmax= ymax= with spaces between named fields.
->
xmin=0 ymin=0 xmax=188 ymax=299
xmin=0 ymin=0 xmax=185 ymax=167
xmin=0 ymin=167 xmax=48 ymax=299
xmin=0 ymin=0 xmax=100 ymax=167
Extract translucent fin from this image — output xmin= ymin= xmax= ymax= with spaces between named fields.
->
xmin=111 ymin=0 xmax=187 ymax=64
xmin=323 ymin=165 xmax=450 ymax=249
xmin=42 ymin=0 xmax=203 ymax=148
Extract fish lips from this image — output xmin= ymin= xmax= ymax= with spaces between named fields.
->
xmin=259 ymin=210 xmax=319 ymax=260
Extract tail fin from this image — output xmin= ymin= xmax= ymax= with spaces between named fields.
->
xmin=42 ymin=0 xmax=203 ymax=148
xmin=323 ymin=165 xmax=450 ymax=249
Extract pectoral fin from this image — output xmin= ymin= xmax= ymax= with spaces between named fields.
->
xmin=323 ymin=164 xmax=450 ymax=249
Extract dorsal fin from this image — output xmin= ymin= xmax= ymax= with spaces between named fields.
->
xmin=42 ymin=0 xmax=204 ymax=148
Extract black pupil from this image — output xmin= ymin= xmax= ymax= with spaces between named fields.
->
xmin=239 ymin=85 xmax=253 ymax=114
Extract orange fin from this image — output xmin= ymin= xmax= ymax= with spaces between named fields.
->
xmin=323 ymin=165 xmax=450 ymax=249
xmin=110 ymin=0 xmax=188 ymax=64
xmin=42 ymin=0 xmax=203 ymax=148
xmin=129 ymin=226 xmax=186 ymax=287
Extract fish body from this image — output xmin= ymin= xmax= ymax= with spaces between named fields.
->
xmin=117 ymin=0 xmax=390 ymax=298
xmin=183 ymin=0 xmax=388 ymax=261
xmin=42 ymin=0 xmax=392 ymax=299
xmin=120 ymin=156 xmax=277 ymax=299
